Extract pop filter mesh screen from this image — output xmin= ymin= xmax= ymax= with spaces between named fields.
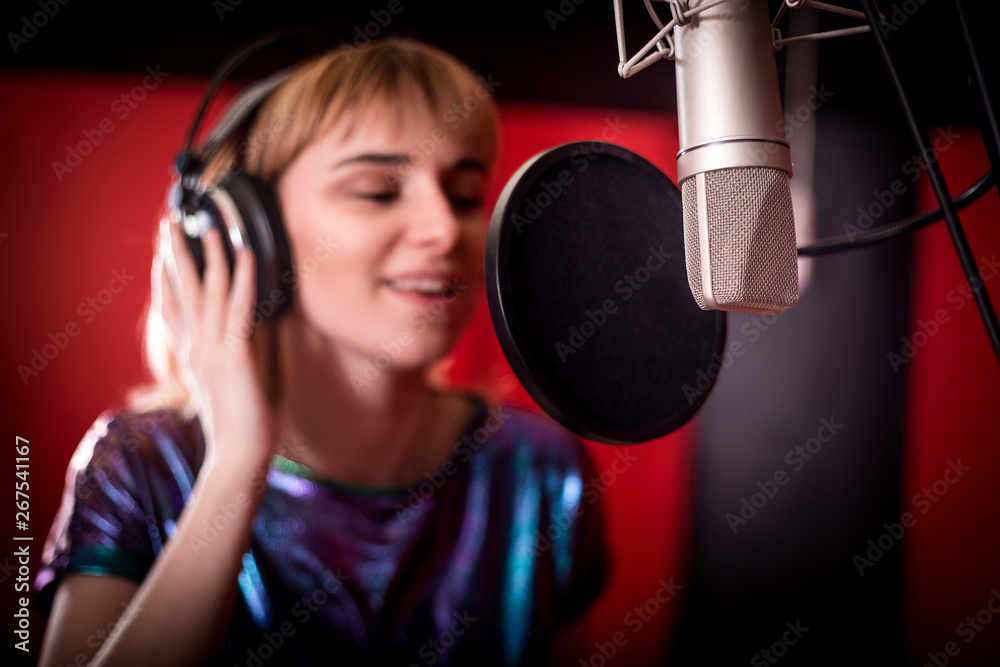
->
xmin=488 ymin=143 xmax=726 ymax=444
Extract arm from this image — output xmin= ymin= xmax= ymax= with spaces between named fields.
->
xmin=38 ymin=575 xmax=139 ymax=667
xmin=40 ymin=224 xmax=274 ymax=666
xmin=88 ymin=453 xmax=269 ymax=666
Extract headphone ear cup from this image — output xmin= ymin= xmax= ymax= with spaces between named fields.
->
xmin=213 ymin=171 xmax=295 ymax=323
xmin=176 ymin=189 xmax=236 ymax=281
xmin=177 ymin=170 xmax=294 ymax=324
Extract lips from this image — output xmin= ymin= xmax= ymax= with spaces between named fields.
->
xmin=382 ymin=272 xmax=463 ymax=298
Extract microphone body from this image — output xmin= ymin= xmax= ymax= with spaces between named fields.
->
xmin=675 ymin=0 xmax=798 ymax=313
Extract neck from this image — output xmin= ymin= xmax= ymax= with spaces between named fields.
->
xmin=272 ymin=319 xmax=440 ymax=488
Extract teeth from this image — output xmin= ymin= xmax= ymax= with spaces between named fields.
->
xmin=386 ymin=278 xmax=449 ymax=294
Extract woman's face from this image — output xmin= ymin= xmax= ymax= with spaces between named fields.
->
xmin=276 ymin=101 xmax=490 ymax=371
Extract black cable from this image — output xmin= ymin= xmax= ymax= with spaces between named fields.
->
xmin=797 ymin=168 xmax=995 ymax=256
xmin=858 ymin=0 xmax=1000 ymax=367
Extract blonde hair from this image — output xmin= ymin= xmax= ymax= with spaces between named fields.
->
xmin=130 ymin=38 xmax=500 ymax=415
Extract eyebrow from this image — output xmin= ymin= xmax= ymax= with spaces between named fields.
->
xmin=332 ymin=154 xmax=488 ymax=173
xmin=333 ymin=153 xmax=408 ymax=169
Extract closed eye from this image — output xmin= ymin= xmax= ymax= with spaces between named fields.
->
xmin=355 ymin=191 xmax=399 ymax=203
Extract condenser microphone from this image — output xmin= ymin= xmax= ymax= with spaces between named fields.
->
xmin=675 ymin=0 xmax=798 ymax=313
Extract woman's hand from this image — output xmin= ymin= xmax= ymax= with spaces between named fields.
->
xmin=44 ymin=224 xmax=283 ymax=667
xmin=157 ymin=219 xmax=275 ymax=474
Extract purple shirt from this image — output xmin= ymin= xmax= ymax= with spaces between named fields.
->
xmin=36 ymin=396 xmax=608 ymax=665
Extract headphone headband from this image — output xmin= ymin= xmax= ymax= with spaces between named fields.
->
xmin=170 ymin=24 xmax=353 ymax=325
xmin=195 ymin=68 xmax=293 ymax=171
xmin=178 ymin=23 xmax=350 ymax=180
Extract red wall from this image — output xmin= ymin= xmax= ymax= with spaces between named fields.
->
xmin=0 ymin=69 xmax=692 ymax=665
xmin=901 ymin=129 xmax=1000 ymax=665
xmin=1 ymin=66 xmax=998 ymax=666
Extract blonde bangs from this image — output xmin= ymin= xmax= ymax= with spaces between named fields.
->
xmin=240 ymin=39 xmax=499 ymax=184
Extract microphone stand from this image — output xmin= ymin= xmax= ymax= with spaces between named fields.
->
xmin=859 ymin=0 xmax=1000 ymax=369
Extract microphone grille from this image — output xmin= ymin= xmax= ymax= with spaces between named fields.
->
xmin=682 ymin=166 xmax=798 ymax=313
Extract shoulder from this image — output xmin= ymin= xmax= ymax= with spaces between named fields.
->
xmin=36 ymin=409 xmax=203 ymax=615
xmin=67 ymin=408 xmax=204 ymax=492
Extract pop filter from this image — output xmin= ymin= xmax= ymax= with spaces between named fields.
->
xmin=486 ymin=142 xmax=727 ymax=445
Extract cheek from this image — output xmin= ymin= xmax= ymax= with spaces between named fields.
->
xmin=282 ymin=191 xmax=386 ymax=291
xmin=289 ymin=234 xmax=377 ymax=316
xmin=280 ymin=202 xmax=380 ymax=326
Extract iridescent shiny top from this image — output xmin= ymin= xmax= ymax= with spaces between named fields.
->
xmin=36 ymin=396 xmax=608 ymax=665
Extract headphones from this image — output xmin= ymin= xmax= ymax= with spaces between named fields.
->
xmin=168 ymin=27 xmax=343 ymax=323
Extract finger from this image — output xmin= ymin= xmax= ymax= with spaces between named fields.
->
xmin=152 ymin=220 xmax=175 ymax=313
xmin=201 ymin=228 xmax=230 ymax=338
xmin=166 ymin=219 xmax=203 ymax=333
xmin=158 ymin=217 xmax=182 ymax=297
xmin=156 ymin=255 xmax=184 ymax=352
xmin=226 ymin=248 xmax=257 ymax=349
xmin=165 ymin=218 xmax=201 ymax=291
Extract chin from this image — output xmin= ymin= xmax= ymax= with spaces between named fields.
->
xmin=395 ymin=335 xmax=462 ymax=370
xmin=354 ymin=320 xmax=462 ymax=371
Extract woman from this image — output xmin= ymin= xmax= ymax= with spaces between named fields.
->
xmin=35 ymin=38 xmax=608 ymax=666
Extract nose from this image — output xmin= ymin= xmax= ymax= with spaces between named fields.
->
xmin=407 ymin=179 xmax=463 ymax=252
